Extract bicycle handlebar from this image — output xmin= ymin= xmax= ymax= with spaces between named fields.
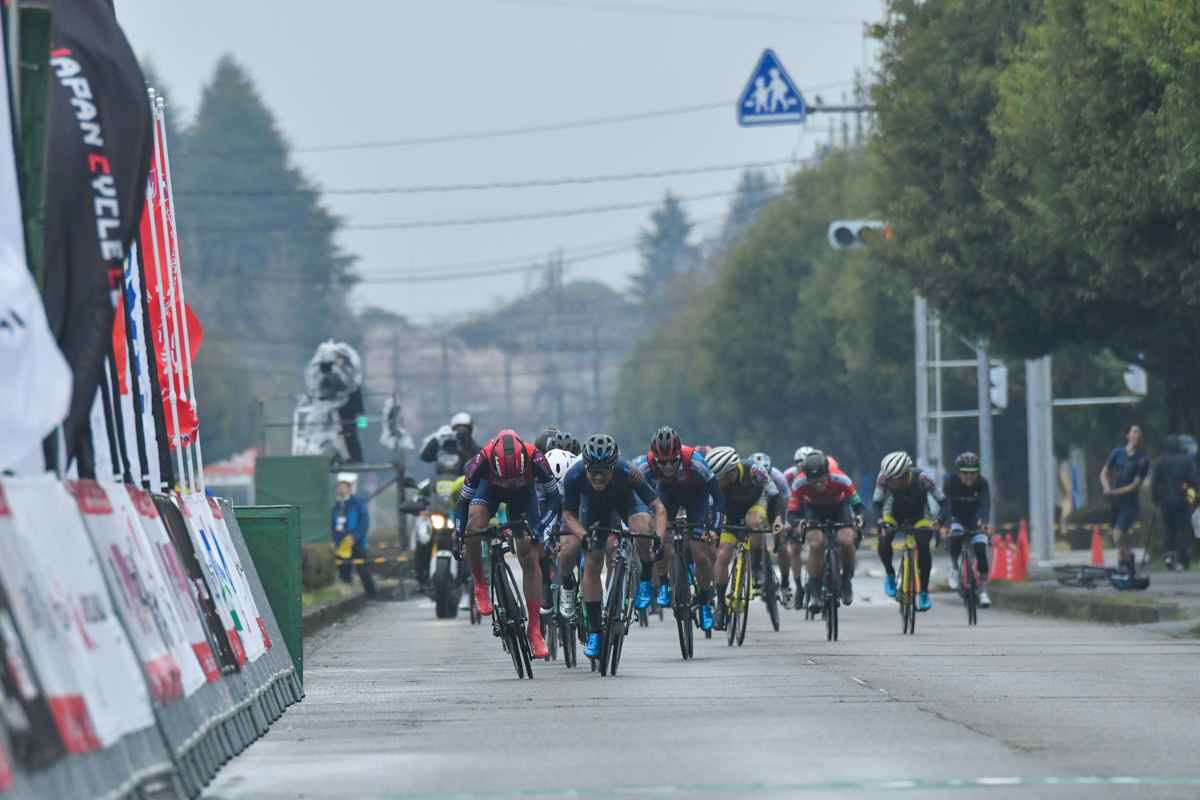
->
xmin=461 ymin=519 xmax=532 ymax=540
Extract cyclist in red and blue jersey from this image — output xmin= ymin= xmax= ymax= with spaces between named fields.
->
xmin=642 ymin=427 xmax=724 ymax=630
xmin=787 ymin=451 xmax=864 ymax=609
xmin=558 ymin=434 xmax=667 ymax=659
xmin=455 ymin=430 xmax=561 ymax=658
xmin=872 ymin=451 xmax=945 ymax=611
xmin=705 ymin=447 xmax=784 ymax=630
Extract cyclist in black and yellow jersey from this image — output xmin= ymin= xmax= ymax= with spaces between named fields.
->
xmin=872 ymin=451 xmax=945 ymax=612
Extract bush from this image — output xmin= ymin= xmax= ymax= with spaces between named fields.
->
xmin=302 ymin=544 xmax=336 ymax=592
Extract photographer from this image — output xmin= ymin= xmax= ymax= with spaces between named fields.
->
xmin=419 ymin=412 xmax=481 ymax=477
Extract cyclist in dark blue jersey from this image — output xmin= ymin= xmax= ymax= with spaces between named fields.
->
xmin=558 ymin=434 xmax=667 ymax=659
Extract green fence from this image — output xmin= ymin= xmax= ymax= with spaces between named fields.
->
xmin=254 ymin=455 xmax=332 ymax=544
xmin=234 ymin=505 xmax=303 ymax=682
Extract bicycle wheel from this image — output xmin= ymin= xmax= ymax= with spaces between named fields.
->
xmin=735 ymin=549 xmax=751 ymax=647
xmin=497 ymin=559 xmax=531 ymax=677
xmin=672 ymin=550 xmax=693 ymax=660
xmin=962 ymin=552 xmax=978 ymax=626
xmin=542 ymin=615 xmax=557 ymax=661
xmin=600 ymin=558 xmax=626 ymax=676
xmin=763 ymin=550 xmax=781 ymax=633
xmin=905 ymin=549 xmax=917 ymax=635
xmin=898 ymin=551 xmax=912 ymax=635
xmin=824 ymin=549 xmax=840 ymax=642
xmin=726 ymin=551 xmax=741 ymax=647
xmin=559 ymin=614 xmax=576 ymax=668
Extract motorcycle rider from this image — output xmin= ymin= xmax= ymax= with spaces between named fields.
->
xmin=414 ymin=413 xmax=483 ymax=585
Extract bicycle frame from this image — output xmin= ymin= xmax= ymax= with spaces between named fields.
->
xmin=462 ymin=519 xmax=536 ymax=677
xmin=950 ymin=529 xmax=982 ymax=626
xmin=585 ymin=524 xmax=658 ymax=676
xmin=722 ymin=524 xmax=766 ymax=647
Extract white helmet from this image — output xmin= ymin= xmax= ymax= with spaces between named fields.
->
xmin=335 ymin=472 xmax=357 ymax=487
xmin=450 ymin=411 xmax=472 ymax=429
xmin=794 ymin=446 xmax=816 ymax=464
xmin=705 ymin=446 xmax=740 ymax=477
xmin=545 ymin=448 xmax=575 ymax=481
xmin=880 ymin=451 xmax=913 ymax=478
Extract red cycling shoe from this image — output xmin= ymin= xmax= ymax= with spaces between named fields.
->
xmin=473 ymin=581 xmax=493 ymax=616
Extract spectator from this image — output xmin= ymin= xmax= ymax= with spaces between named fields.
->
xmin=419 ymin=412 xmax=482 ymax=476
xmin=1151 ymin=435 xmax=1198 ymax=571
xmin=332 ymin=473 xmax=377 ymax=600
xmin=1100 ymin=423 xmax=1150 ymax=575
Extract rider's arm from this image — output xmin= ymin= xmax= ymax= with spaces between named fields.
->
xmin=531 ymin=451 xmax=563 ymax=526
xmin=977 ymin=478 xmax=992 ymax=526
xmin=628 ymin=465 xmax=658 ymax=508
xmin=562 ymin=509 xmax=588 ymax=539
xmin=420 ymin=433 xmax=440 ymax=463
xmin=694 ymin=453 xmax=725 ymax=530
xmin=871 ymin=474 xmax=887 ymax=521
xmin=453 ymin=454 xmax=486 ymax=535
xmin=649 ymin=497 xmax=667 ymax=541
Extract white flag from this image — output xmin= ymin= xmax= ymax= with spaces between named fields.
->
xmin=0 ymin=57 xmax=72 ymax=472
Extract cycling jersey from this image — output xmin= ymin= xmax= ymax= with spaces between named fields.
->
xmin=872 ymin=467 xmax=944 ymax=524
xmin=643 ymin=446 xmax=725 ymax=532
xmin=721 ymin=460 xmax=782 ymax=520
xmin=455 ymin=444 xmax=560 ymax=535
xmin=939 ymin=474 xmax=991 ymax=527
xmin=561 ymin=456 xmax=658 ymax=514
xmin=788 ymin=472 xmax=863 ymax=513
xmin=769 ymin=466 xmax=791 ymax=508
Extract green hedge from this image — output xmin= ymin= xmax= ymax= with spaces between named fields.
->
xmin=301 ymin=543 xmax=336 ymax=592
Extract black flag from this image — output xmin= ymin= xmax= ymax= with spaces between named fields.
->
xmin=40 ymin=0 xmax=152 ymax=474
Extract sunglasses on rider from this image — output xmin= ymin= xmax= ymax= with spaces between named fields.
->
xmin=586 ymin=466 xmax=613 ymax=479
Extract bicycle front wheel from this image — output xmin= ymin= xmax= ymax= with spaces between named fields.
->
xmin=735 ymin=549 xmax=751 ymax=647
xmin=497 ymin=560 xmax=532 ymax=677
xmin=600 ymin=558 xmax=627 ymax=676
xmin=559 ymin=614 xmax=577 ymax=668
xmin=962 ymin=552 xmax=979 ymax=626
xmin=672 ymin=550 xmax=693 ymax=660
xmin=763 ymin=550 xmax=780 ymax=632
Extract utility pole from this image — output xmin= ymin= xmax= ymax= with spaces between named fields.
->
xmin=976 ymin=342 xmax=997 ymax=530
xmin=440 ymin=333 xmax=451 ymax=419
xmin=592 ymin=327 xmax=602 ymax=433
xmin=544 ymin=250 xmax=566 ymax=426
xmin=504 ymin=350 xmax=513 ymax=421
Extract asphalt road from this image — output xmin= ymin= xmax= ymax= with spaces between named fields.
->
xmin=205 ymin=564 xmax=1200 ymax=800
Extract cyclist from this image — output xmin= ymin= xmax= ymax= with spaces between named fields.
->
xmin=558 ymin=435 xmax=667 ymax=659
xmin=787 ymin=451 xmax=864 ymax=609
xmin=454 ymin=430 xmax=562 ymax=659
xmin=642 ymin=427 xmax=724 ymax=630
xmin=872 ymin=451 xmax=945 ymax=611
xmin=752 ymin=452 xmax=793 ymax=608
xmin=939 ymin=451 xmax=992 ymax=608
xmin=706 ymin=446 xmax=783 ymax=630
xmin=783 ymin=446 xmax=842 ymax=486
xmin=532 ymin=429 xmax=582 ymax=611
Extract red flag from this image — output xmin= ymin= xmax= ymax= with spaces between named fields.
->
xmin=140 ymin=110 xmax=202 ymax=447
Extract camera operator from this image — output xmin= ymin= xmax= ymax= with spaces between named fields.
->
xmin=419 ymin=412 xmax=482 ymax=477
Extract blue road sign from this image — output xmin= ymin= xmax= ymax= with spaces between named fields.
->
xmin=738 ymin=49 xmax=806 ymax=127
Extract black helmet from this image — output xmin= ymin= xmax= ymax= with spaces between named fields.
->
xmin=550 ymin=430 xmax=582 ymax=456
xmin=955 ymin=451 xmax=980 ymax=472
xmin=533 ymin=428 xmax=559 ymax=453
xmin=649 ymin=426 xmax=682 ymax=461
xmin=802 ymin=451 xmax=829 ymax=479
xmin=582 ymin=434 xmax=620 ymax=469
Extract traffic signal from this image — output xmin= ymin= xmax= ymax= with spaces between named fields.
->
xmin=828 ymin=220 xmax=890 ymax=250
xmin=989 ymin=361 xmax=1008 ymax=411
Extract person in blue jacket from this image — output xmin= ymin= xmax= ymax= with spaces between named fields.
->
xmin=332 ymin=473 xmax=377 ymax=600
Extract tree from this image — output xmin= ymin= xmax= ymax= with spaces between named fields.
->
xmin=712 ymin=169 xmax=779 ymax=258
xmin=631 ymin=193 xmax=699 ymax=305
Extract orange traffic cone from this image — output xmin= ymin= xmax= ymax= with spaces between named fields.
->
xmin=1004 ymin=534 xmax=1016 ymax=581
xmin=1090 ymin=525 xmax=1104 ymax=566
xmin=989 ymin=534 xmax=1007 ymax=581
xmin=1018 ymin=520 xmax=1031 ymax=564
xmin=1013 ymin=532 xmax=1029 ymax=582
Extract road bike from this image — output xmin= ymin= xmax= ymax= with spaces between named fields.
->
xmin=547 ymin=531 xmax=582 ymax=668
xmin=801 ymin=519 xmax=851 ymax=642
xmin=587 ymin=524 xmax=659 ymax=676
xmin=461 ymin=520 xmax=535 ymax=678
xmin=882 ymin=523 xmax=921 ymax=635
xmin=949 ymin=529 xmax=983 ymax=625
xmin=721 ymin=524 xmax=768 ymax=647
xmin=667 ymin=520 xmax=712 ymax=660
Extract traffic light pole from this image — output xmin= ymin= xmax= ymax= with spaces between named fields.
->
xmin=976 ymin=343 xmax=997 ymax=530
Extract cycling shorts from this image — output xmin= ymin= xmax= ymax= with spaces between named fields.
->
xmin=880 ymin=515 xmax=933 ymax=532
xmin=577 ymin=493 xmax=650 ymax=550
xmin=948 ymin=522 xmax=989 ymax=547
xmin=658 ymin=484 xmax=711 ymax=539
xmin=470 ymin=481 xmax=540 ymax=540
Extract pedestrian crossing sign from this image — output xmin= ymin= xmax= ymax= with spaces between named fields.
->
xmin=738 ymin=49 xmax=806 ymax=126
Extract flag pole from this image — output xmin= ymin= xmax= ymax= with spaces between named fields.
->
xmin=156 ymin=94 xmax=205 ymax=496
xmin=145 ymin=87 xmax=188 ymax=494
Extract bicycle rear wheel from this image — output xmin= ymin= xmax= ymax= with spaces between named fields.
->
xmin=600 ymin=558 xmax=626 ymax=676
xmin=735 ymin=550 xmax=751 ymax=647
xmin=898 ymin=550 xmax=913 ymax=635
xmin=763 ymin=550 xmax=780 ymax=632
xmin=962 ymin=552 xmax=979 ymax=626
xmin=824 ymin=548 xmax=841 ymax=642
xmin=672 ymin=550 xmax=693 ymax=660
xmin=559 ymin=615 xmax=577 ymax=668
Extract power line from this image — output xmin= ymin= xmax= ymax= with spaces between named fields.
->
xmin=177 ymin=157 xmax=801 ymax=198
xmin=190 ymin=187 xmax=763 ymax=233
xmin=474 ymin=0 xmax=867 ymax=27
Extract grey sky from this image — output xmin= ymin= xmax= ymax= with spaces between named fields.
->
xmin=116 ymin=0 xmax=884 ymax=322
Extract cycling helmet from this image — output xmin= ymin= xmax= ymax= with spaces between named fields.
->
xmin=705 ymin=446 xmax=740 ymax=477
xmin=533 ymin=427 xmax=559 ymax=453
xmin=955 ymin=451 xmax=980 ymax=472
xmin=881 ymin=451 xmax=913 ymax=478
xmin=545 ymin=448 xmax=575 ymax=481
xmin=450 ymin=411 xmax=472 ymax=429
xmin=489 ymin=429 xmax=529 ymax=480
xmin=802 ymin=451 xmax=829 ymax=479
xmin=794 ymin=446 xmax=816 ymax=464
xmin=751 ymin=452 xmax=772 ymax=474
xmin=550 ymin=430 xmax=582 ymax=456
xmin=650 ymin=426 xmax=682 ymax=461
xmin=582 ymin=434 xmax=620 ymax=469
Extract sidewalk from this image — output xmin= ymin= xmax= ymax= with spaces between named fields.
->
xmin=941 ymin=547 xmax=1200 ymax=635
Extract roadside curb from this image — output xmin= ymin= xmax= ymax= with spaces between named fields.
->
xmin=988 ymin=582 xmax=1181 ymax=625
xmin=302 ymin=590 xmax=367 ymax=636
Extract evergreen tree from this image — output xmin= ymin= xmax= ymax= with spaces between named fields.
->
xmin=714 ymin=170 xmax=778 ymax=257
xmin=631 ymin=193 xmax=698 ymax=305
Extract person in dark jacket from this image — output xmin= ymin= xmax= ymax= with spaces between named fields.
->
xmin=332 ymin=474 xmax=377 ymax=599
xmin=1151 ymin=435 xmax=1198 ymax=570
xmin=419 ymin=412 xmax=482 ymax=476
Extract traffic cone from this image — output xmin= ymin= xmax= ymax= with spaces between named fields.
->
xmin=1018 ymin=520 xmax=1031 ymax=564
xmin=989 ymin=534 xmax=1007 ymax=581
xmin=1004 ymin=533 xmax=1016 ymax=581
xmin=1090 ymin=525 xmax=1104 ymax=566
xmin=1013 ymin=532 xmax=1029 ymax=582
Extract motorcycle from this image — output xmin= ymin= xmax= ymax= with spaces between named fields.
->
xmin=403 ymin=478 xmax=463 ymax=619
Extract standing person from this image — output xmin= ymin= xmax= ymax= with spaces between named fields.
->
xmin=332 ymin=474 xmax=377 ymax=601
xmin=1100 ymin=424 xmax=1150 ymax=575
xmin=1150 ymin=435 xmax=1198 ymax=571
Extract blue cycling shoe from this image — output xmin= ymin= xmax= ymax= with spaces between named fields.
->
xmin=635 ymin=581 xmax=654 ymax=610
xmin=699 ymin=604 xmax=714 ymax=631
xmin=917 ymin=591 xmax=932 ymax=611
xmin=584 ymin=633 xmax=601 ymax=658
xmin=657 ymin=584 xmax=671 ymax=608
xmin=884 ymin=574 xmax=897 ymax=598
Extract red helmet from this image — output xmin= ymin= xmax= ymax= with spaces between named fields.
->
xmin=488 ymin=429 xmax=529 ymax=481
xmin=649 ymin=426 xmax=682 ymax=462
